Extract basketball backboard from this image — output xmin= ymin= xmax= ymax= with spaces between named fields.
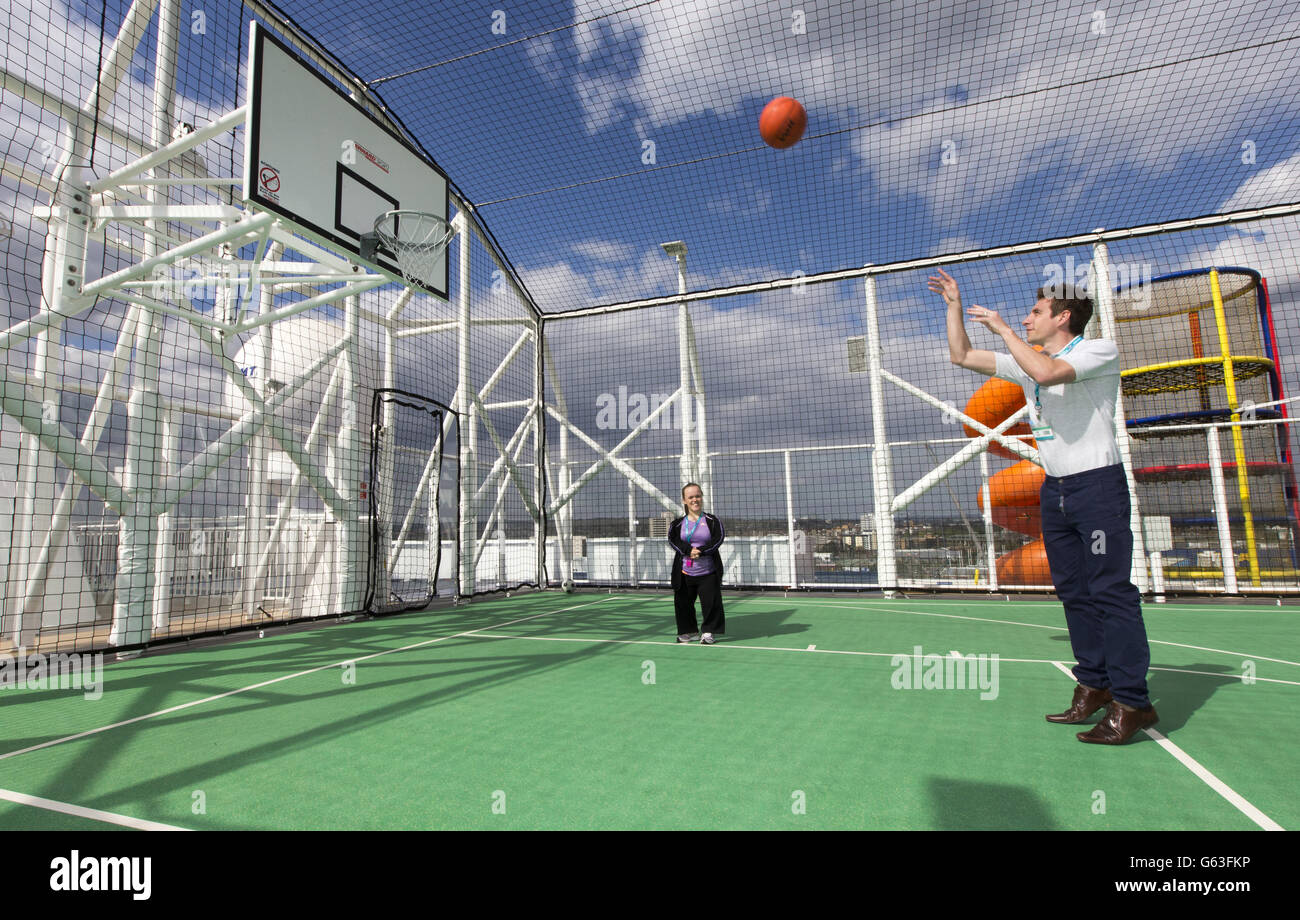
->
xmin=243 ymin=22 xmax=450 ymax=297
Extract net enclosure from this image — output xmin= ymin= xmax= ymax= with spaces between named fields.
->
xmin=2 ymin=0 xmax=1300 ymax=655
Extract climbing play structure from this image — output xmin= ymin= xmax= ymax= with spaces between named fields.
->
xmin=967 ymin=266 xmax=1297 ymax=589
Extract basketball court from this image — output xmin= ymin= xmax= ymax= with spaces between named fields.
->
xmin=1 ymin=0 xmax=1299 ymax=847
xmin=1 ymin=591 xmax=1293 ymax=830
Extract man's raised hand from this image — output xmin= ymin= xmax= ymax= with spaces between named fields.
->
xmin=927 ymin=267 xmax=962 ymax=310
xmin=967 ymin=304 xmax=1012 ymax=336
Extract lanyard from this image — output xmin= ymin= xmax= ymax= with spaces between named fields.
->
xmin=683 ymin=515 xmax=703 ymax=566
xmin=1033 ymin=335 xmax=1083 ymax=415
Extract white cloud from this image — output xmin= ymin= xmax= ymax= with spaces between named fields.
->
xmin=1172 ymin=211 xmax=1300 ymax=294
xmin=1220 ymin=152 xmax=1300 ymax=213
xmin=570 ymin=239 xmax=638 ymax=264
xmin=546 ymin=0 xmax=1300 ymax=235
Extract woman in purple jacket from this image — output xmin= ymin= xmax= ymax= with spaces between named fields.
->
xmin=667 ymin=482 xmax=725 ymax=644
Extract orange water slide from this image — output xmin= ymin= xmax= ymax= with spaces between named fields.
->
xmin=964 ymin=377 xmax=1052 ymax=585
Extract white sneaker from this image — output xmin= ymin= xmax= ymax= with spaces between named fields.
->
xmin=677 ymin=633 xmax=698 ymax=643
xmin=701 ymin=632 xmax=716 ymax=645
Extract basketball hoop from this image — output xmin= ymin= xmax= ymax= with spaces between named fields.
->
xmin=366 ymin=209 xmax=454 ymax=289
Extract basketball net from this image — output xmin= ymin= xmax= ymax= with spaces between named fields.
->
xmin=373 ymin=210 xmax=455 ymax=288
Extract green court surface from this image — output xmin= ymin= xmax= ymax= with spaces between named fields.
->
xmin=0 ymin=591 xmax=1295 ymax=830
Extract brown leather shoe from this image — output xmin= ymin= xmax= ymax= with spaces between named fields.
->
xmin=1076 ymin=701 xmax=1158 ymax=744
xmin=1046 ymin=684 xmax=1113 ymax=724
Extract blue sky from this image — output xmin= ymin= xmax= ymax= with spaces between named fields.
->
xmin=270 ymin=0 xmax=1300 ymax=314
xmin=42 ymin=0 xmax=1300 ymax=315
xmin=7 ymin=0 xmax=1300 ymax=524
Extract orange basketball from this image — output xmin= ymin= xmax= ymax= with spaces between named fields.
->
xmin=759 ymin=96 xmax=807 ymax=149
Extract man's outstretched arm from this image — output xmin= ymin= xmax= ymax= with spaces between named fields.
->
xmin=929 ymin=268 xmax=997 ymax=376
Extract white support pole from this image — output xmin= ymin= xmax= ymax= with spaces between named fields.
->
xmin=455 ymin=212 xmax=475 ymax=597
xmin=1207 ymin=427 xmax=1239 ymax=593
xmin=1150 ymin=552 xmax=1165 ymax=602
xmin=534 ymin=319 xmax=546 ymax=587
xmin=243 ymin=241 xmax=279 ymax=622
xmin=684 ymin=311 xmax=711 ymax=497
xmin=228 ymin=275 xmax=387 ymax=335
xmin=336 ymin=294 xmax=366 ymax=614
xmin=864 ymin=273 xmax=896 ymax=592
xmin=151 ymin=406 xmax=178 ymax=631
xmin=6 ymin=0 xmax=139 ymax=650
xmin=110 ymin=0 xmax=183 ymax=652
xmin=667 ymin=244 xmax=695 ymax=486
xmin=541 ymin=336 xmax=572 ymax=587
xmin=627 ymin=472 xmax=638 ymax=586
xmin=558 ymin=420 xmax=572 ymax=586
xmin=430 ymin=430 xmax=443 ymax=595
xmin=470 ymin=434 xmax=530 ymax=566
xmin=375 ymin=305 xmax=399 ymax=607
xmin=980 ymin=452 xmax=998 ymax=591
xmin=473 ymin=438 xmax=529 ymax=587
xmin=14 ymin=198 xmax=76 ymax=642
xmin=460 ymin=200 xmax=548 ymax=587
xmin=473 ymin=442 xmax=525 ymax=573
xmin=497 ymin=517 xmax=507 ymax=589
xmin=479 ymin=328 xmax=532 ymax=404
xmin=785 ymin=450 xmax=797 ymax=590
xmin=1091 ymin=237 xmax=1149 ymax=592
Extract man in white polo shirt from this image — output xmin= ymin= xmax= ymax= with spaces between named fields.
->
xmin=929 ymin=268 xmax=1157 ymax=745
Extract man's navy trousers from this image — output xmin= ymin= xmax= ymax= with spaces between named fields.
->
xmin=1040 ymin=463 xmax=1152 ymax=709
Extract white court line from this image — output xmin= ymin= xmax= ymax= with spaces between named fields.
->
xmin=0 ymin=598 xmax=611 ymax=764
xmin=462 ymin=630 xmax=1300 ymax=686
xmin=707 ymin=595 xmax=1298 ymax=613
xmin=695 ymin=596 xmax=1300 ymax=668
xmin=465 ymin=630 xmax=1058 ymax=662
xmin=1148 ymin=666 xmax=1300 ymax=687
xmin=0 ymin=787 xmax=189 ymax=831
xmin=1048 ymin=661 xmax=1283 ymax=831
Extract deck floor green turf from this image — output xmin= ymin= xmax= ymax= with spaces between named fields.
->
xmin=1 ymin=592 xmax=1294 ymax=829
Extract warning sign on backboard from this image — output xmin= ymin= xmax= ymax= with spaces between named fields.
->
xmin=258 ymin=162 xmax=281 ymax=201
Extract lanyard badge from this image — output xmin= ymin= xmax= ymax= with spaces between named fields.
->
xmin=683 ymin=516 xmax=703 ymax=568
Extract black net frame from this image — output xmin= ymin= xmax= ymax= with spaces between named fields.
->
xmin=366 ymin=389 xmax=459 ymax=613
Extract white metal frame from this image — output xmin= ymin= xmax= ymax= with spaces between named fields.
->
xmin=1 ymin=0 xmax=552 ymax=652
